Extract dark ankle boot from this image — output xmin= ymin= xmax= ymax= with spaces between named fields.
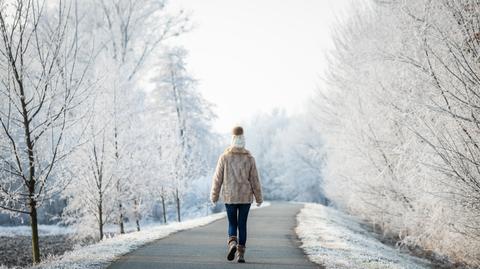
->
xmin=237 ymin=245 xmax=246 ymax=263
xmin=227 ymin=236 xmax=237 ymax=261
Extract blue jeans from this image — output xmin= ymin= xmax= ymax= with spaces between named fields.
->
xmin=225 ymin=203 xmax=251 ymax=246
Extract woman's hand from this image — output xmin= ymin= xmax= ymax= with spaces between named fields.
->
xmin=256 ymin=202 xmax=262 ymax=207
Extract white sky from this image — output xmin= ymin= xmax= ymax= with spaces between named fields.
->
xmin=169 ymin=0 xmax=349 ymax=132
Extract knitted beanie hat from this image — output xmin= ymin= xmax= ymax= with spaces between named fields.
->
xmin=232 ymin=126 xmax=243 ymax=136
xmin=231 ymin=126 xmax=245 ymax=148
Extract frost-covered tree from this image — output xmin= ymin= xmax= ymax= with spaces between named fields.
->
xmin=247 ymin=110 xmax=290 ymax=200
xmin=149 ymin=47 xmax=216 ymax=222
xmin=247 ymin=109 xmax=325 ymax=203
xmin=0 ymin=0 xmax=91 ymax=263
xmin=59 ymin=0 xmax=190 ymax=236
xmin=61 ymin=86 xmax=116 ymax=240
xmin=90 ymin=0 xmax=189 ymax=234
xmin=316 ymin=0 xmax=480 ymax=266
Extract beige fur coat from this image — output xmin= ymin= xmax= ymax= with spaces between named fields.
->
xmin=210 ymin=147 xmax=263 ymax=204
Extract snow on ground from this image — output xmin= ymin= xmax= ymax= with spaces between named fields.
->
xmin=28 ymin=202 xmax=270 ymax=269
xmin=296 ymin=203 xmax=432 ymax=269
xmin=0 ymin=225 xmax=73 ymax=237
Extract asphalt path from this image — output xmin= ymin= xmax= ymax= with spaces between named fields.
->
xmin=108 ymin=202 xmax=322 ymax=269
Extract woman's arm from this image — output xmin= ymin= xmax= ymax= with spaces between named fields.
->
xmin=210 ymin=155 xmax=225 ymax=203
xmin=248 ymin=157 xmax=263 ymax=204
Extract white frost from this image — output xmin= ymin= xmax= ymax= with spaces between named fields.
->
xmin=31 ymin=213 xmax=225 ymax=269
xmin=296 ymin=203 xmax=432 ymax=269
xmin=0 ymin=225 xmax=73 ymax=237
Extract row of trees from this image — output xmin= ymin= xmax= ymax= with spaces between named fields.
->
xmin=246 ymin=109 xmax=326 ymax=203
xmin=316 ymin=0 xmax=480 ymax=266
xmin=0 ymin=0 xmax=217 ymax=264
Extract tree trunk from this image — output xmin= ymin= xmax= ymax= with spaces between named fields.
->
xmin=136 ymin=219 xmax=140 ymax=232
xmin=98 ymin=200 xmax=104 ymax=240
xmin=134 ymin=198 xmax=140 ymax=232
xmin=29 ymin=199 xmax=40 ymax=264
xmin=113 ymin=102 xmax=124 ymax=234
xmin=161 ymin=194 xmax=167 ymax=224
xmin=118 ymin=201 xmax=125 ymax=234
xmin=24 ymin=94 xmax=40 ymax=264
xmin=19 ymin=47 xmax=40 ymax=264
xmin=175 ymin=188 xmax=181 ymax=222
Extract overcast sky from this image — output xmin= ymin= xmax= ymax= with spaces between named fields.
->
xmin=169 ymin=0 xmax=349 ymax=132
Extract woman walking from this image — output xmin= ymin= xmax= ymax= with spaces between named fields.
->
xmin=210 ymin=126 xmax=263 ymax=263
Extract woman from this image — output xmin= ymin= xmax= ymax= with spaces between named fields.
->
xmin=210 ymin=126 xmax=263 ymax=263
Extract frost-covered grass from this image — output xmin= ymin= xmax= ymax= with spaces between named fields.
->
xmin=0 ymin=225 xmax=73 ymax=237
xmin=296 ymin=203 xmax=433 ymax=269
xmin=28 ymin=213 xmax=225 ymax=269
xmin=28 ymin=202 xmax=269 ymax=269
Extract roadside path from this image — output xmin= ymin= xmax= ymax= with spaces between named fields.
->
xmin=108 ymin=203 xmax=321 ymax=269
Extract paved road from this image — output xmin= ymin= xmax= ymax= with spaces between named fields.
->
xmin=108 ymin=203 xmax=321 ymax=269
